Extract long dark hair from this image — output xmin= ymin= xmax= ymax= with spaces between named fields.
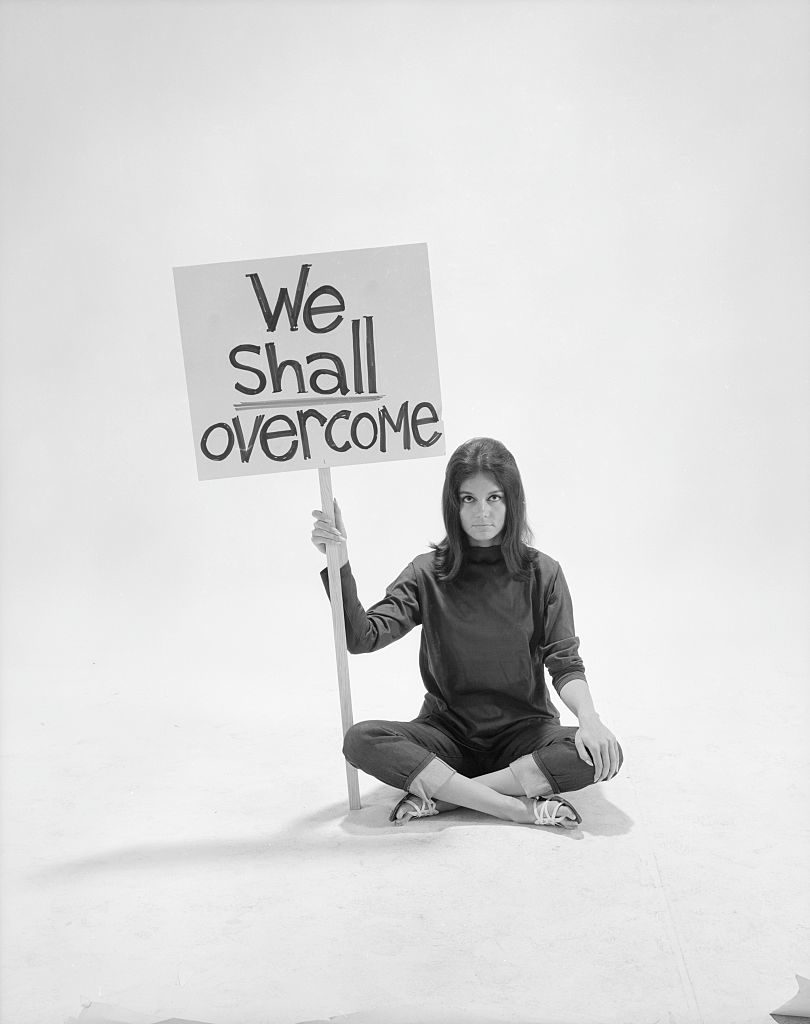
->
xmin=431 ymin=437 xmax=535 ymax=582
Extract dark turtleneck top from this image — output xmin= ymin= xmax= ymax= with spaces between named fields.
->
xmin=321 ymin=544 xmax=586 ymax=746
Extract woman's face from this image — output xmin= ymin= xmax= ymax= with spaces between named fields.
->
xmin=458 ymin=472 xmax=506 ymax=547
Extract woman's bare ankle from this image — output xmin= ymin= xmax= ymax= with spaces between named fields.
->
xmin=507 ymin=795 xmax=533 ymax=823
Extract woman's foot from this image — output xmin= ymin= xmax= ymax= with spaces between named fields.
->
xmin=390 ymin=794 xmax=459 ymax=823
xmin=389 ymin=794 xmax=437 ymax=824
xmin=517 ymin=795 xmax=580 ymax=829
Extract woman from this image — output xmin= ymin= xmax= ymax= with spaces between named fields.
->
xmin=311 ymin=437 xmax=622 ymax=827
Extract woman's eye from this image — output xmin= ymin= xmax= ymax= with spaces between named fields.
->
xmin=489 ymin=495 xmax=503 ymax=502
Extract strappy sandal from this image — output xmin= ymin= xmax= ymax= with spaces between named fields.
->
xmin=389 ymin=793 xmax=439 ymax=824
xmin=532 ymin=794 xmax=582 ymax=827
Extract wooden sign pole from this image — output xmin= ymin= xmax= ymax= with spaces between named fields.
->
xmin=318 ymin=467 xmax=362 ymax=811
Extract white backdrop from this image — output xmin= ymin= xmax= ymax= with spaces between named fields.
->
xmin=2 ymin=0 xmax=807 ymax=723
xmin=1 ymin=1 xmax=808 ymax=1019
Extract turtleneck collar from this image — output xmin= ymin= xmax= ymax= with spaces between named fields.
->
xmin=464 ymin=543 xmax=504 ymax=564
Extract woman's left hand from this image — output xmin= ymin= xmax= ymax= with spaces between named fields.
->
xmin=574 ymin=715 xmax=622 ymax=782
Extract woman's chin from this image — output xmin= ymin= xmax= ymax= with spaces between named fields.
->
xmin=465 ymin=528 xmax=504 ymax=547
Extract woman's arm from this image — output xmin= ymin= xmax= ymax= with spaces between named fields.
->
xmin=557 ymin=677 xmax=621 ymax=782
xmin=539 ymin=562 xmax=621 ymax=782
xmin=311 ymin=499 xmax=421 ymax=653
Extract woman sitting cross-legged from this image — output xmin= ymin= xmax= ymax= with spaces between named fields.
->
xmin=311 ymin=437 xmax=622 ymax=828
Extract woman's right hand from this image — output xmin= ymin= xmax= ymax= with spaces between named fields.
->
xmin=311 ymin=499 xmax=349 ymax=566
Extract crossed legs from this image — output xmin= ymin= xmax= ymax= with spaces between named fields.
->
xmin=342 ymin=716 xmax=618 ymax=826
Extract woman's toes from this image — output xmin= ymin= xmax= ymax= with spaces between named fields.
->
xmin=556 ymin=804 xmax=579 ymax=829
xmin=394 ymin=803 xmax=414 ymax=823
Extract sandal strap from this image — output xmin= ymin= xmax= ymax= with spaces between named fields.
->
xmin=532 ymin=795 xmax=580 ymax=826
xmin=406 ymin=796 xmax=437 ymax=817
xmin=390 ymin=793 xmax=438 ymax=823
xmin=533 ymin=798 xmax=558 ymax=825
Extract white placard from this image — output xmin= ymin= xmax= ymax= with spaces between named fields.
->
xmin=174 ymin=243 xmax=444 ymax=480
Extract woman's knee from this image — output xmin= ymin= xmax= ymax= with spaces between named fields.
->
xmin=342 ymin=720 xmax=384 ymax=768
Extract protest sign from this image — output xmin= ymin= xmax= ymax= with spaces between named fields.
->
xmin=173 ymin=244 xmax=444 ymax=809
xmin=173 ymin=243 xmax=444 ymax=480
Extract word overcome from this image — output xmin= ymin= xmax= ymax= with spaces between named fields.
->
xmin=198 ymin=262 xmax=442 ymax=465
xmin=201 ymin=401 xmax=441 ymax=463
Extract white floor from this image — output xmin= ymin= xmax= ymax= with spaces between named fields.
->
xmin=2 ymin=610 xmax=808 ymax=1024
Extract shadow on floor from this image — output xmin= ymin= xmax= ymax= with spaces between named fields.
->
xmin=30 ymin=786 xmax=632 ymax=881
xmin=302 ymin=782 xmax=633 ymax=838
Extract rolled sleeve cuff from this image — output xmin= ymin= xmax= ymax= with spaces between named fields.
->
xmin=553 ymin=672 xmax=587 ymax=695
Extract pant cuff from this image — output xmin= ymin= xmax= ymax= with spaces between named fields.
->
xmin=509 ymin=752 xmax=560 ymax=797
xmin=406 ymin=755 xmax=456 ymax=800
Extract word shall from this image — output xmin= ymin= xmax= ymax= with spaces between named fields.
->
xmin=230 ymin=318 xmax=377 ymax=398
xmin=200 ymin=400 xmax=441 ymax=463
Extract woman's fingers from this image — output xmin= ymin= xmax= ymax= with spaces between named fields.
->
xmin=311 ymin=507 xmax=347 ymax=554
xmin=312 ymin=524 xmax=344 ymax=543
xmin=607 ymin=741 xmax=621 ymax=779
xmin=311 ymin=505 xmax=347 ymax=538
xmin=574 ymin=730 xmax=592 ymax=767
xmin=576 ymin=727 xmax=609 ymax=781
xmin=333 ymin=498 xmax=346 ymax=535
xmin=597 ymin=739 xmax=620 ymax=781
xmin=590 ymin=743 xmax=605 ymax=782
xmin=580 ymin=736 xmax=622 ymax=783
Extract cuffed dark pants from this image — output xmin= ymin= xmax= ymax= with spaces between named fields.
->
xmin=343 ymin=712 xmax=623 ymax=802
